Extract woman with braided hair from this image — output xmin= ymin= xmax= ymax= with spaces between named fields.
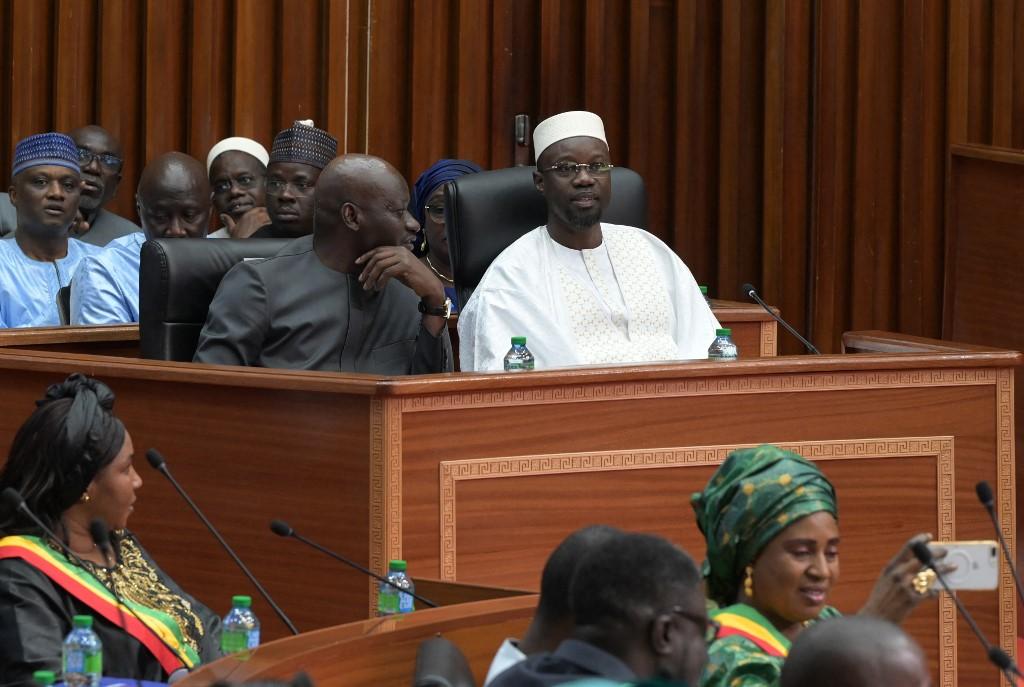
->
xmin=0 ymin=373 xmax=221 ymax=684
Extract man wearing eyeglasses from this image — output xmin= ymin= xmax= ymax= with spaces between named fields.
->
xmin=248 ymin=120 xmax=337 ymax=239
xmin=458 ymin=110 xmax=720 ymax=372
xmin=0 ymin=125 xmax=139 ymax=246
xmin=488 ymin=531 xmax=711 ymax=687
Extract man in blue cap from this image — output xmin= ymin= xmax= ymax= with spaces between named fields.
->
xmin=0 ymin=132 xmax=100 ymax=328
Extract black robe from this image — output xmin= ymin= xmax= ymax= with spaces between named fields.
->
xmin=193 ymin=235 xmax=453 ymax=373
xmin=0 ymin=533 xmax=221 ymax=686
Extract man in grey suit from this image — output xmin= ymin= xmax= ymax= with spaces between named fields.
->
xmin=2 ymin=125 xmax=139 ymax=246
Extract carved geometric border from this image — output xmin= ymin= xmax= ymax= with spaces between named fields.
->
xmin=996 ymin=368 xmax=1016 ymax=675
xmin=439 ymin=437 xmax=956 ymax=685
xmin=368 ymin=398 xmax=403 ymax=616
xmin=402 ymin=367 xmax=998 ymax=412
xmin=760 ymin=320 xmax=777 ymax=356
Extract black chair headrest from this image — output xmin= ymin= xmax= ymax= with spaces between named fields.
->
xmin=412 ymin=637 xmax=475 ymax=687
xmin=139 ymin=238 xmax=292 ymax=361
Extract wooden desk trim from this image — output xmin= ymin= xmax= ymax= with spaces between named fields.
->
xmin=0 ymin=323 xmax=139 ymax=346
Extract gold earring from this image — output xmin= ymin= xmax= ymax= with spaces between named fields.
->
xmin=80 ymin=492 xmax=91 ymax=503
xmin=744 ymin=565 xmax=754 ymax=599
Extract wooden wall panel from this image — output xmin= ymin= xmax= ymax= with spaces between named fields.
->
xmin=0 ymin=0 xmax=1022 ymax=353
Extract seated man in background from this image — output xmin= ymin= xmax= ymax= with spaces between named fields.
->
xmin=206 ymin=136 xmax=271 ymax=239
xmin=485 ymin=525 xmax=620 ymax=685
xmin=250 ymin=120 xmax=337 ymax=239
xmin=194 ymin=153 xmax=453 ymax=373
xmin=780 ymin=616 xmax=931 ymax=687
xmin=0 ymin=133 xmax=99 ymax=328
xmin=71 ymin=152 xmax=211 ymax=324
xmin=0 ymin=125 xmax=138 ymax=245
xmin=459 ymin=110 xmax=719 ymax=371
xmin=490 ymin=531 xmax=710 ymax=687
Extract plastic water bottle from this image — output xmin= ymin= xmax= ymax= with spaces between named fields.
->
xmin=33 ymin=670 xmax=56 ymax=687
xmin=221 ymin=595 xmax=260 ymax=656
xmin=699 ymin=285 xmax=711 ymax=306
xmin=62 ymin=615 xmax=102 ymax=687
xmin=503 ymin=336 xmax=535 ymax=371
xmin=707 ymin=328 xmax=738 ymax=360
xmin=378 ymin=559 xmax=416 ymax=615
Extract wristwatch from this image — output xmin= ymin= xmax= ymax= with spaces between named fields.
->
xmin=418 ymin=297 xmax=453 ymax=320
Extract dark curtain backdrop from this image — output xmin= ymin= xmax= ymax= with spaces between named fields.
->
xmin=0 ymin=0 xmax=1019 ymax=352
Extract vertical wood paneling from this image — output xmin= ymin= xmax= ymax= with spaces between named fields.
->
xmin=1 ymin=0 xmax=1022 ymax=353
xmin=54 ymin=0 xmax=98 ymax=130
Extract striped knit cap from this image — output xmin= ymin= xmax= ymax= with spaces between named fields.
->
xmin=269 ymin=120 xmax=338 ymax=170
xmin=12 ymin=132 xmax=81 ymax=177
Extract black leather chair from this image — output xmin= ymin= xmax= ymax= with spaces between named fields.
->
xmin=445 ymin=165 xmax=647 ymax=307
xmin=139 ymin=238 xmax=291 ymax=361
xmin=412 ymin=637 xmax=475 ymax=687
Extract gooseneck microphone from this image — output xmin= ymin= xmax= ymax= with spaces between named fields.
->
xmin=145 ymin=449 xmax=299 ymax=635
xmin=912 ymin=541 xmax=1021 ymax=682
xmin=740 ymin=283 xmax=821 ymax=355
xmin=269 ymin=519 xmax=437 ymax=608
xmin=0 ymin=488 xmax=192 ymax=671
xmin=975 ymin=481 xmax=1024 ymax=609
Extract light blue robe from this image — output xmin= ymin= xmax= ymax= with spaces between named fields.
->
xmin=70 ymin=232 xmax=145 ymax=325
xmin=0 ymin=238 xmax=100 ymax=328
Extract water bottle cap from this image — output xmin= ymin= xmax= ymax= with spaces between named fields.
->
xmin=699 ymin=285 xmax=708 ymax=294
xmin=716 ymin=328 xmax=731 ymax=336
xmin=33 ymin=671 xmax=56 ymax=686
xmin=388 ymin=559 xmax=407 ymax=571
xmin=72 ymin=615 xmax=93 ymax=628
xmin=232 ymin=595 xmax=252 ymax=608
xmin=511 ymin=336 xmax=526 ymax=345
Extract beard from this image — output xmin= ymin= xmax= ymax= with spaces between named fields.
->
xmin=566 ymin=205 xmax=602 ymax=231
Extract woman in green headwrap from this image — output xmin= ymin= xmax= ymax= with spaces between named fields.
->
xmin=693 ymin=445 xmax=948 ymax=687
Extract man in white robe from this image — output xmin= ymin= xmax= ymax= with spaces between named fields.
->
xmin=458 ymin=111 xmax=719 ymax=371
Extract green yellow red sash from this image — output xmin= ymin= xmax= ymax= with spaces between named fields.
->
xmin=712 ymin=604 xmax=790 ymax=658
xmin=0 ymin=535 xmax=198 ymax=674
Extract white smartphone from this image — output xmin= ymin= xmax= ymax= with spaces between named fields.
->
xmin=929 ymin=540 xmax=999 ymax=590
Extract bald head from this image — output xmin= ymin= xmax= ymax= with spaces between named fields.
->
xmin=781 ymin=617 xmax=931 ymax=687
xmin=136 ymin=152 xmax=212 ymax=239
xmin=314 ymin=154 xmax=418 ymax=253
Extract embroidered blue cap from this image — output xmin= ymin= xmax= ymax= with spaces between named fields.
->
xmin=12 ymin=132 xmax=81 ymax=177
xmin=269 ymin=120 xmax=338 ymax=170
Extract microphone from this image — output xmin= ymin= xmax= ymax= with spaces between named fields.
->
xmin=145 ymin=449 xmax=299 ymax=635
xmin=975 ymin=481 xmax=1024 ymax=610
xmin=740 ymin=283 xmax=821 ymax=355
xmin=912 ymin=541 xmax=1021 ymax=682
xmin=1 ymin=488 xmax=192 ymax=674
xmin=269 ymin=519 xmax=437 ymax=608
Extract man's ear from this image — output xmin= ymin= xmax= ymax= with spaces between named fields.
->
xmin=341 ymin=201 xmax=359 ymax=230
xmin=533 ymin=169 xmax=544 ymax=194
xmin=649 ymin=613 xmax=675 ymax=656
xmin=8 ymin=184 xmax=16 ymax=206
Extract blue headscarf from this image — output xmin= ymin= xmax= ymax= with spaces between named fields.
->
xmin=409 ymin=159 xmax=482 ymax=255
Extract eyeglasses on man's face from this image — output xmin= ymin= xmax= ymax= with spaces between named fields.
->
xmin=669 ymin=606 xmax=720 ymax=644
xmin=213 ymin=175 xmax=262 ymax=195
xmin=540 ymin=161 xmax=614 ymax=179
xmin=266 ymin=178 xmax=315 ymax=196
xmin=77 ymin=148 xmax=123 ymax=171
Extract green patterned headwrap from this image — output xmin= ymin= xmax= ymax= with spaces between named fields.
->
xmin=691 ymin=445 xmax=838 ymax=606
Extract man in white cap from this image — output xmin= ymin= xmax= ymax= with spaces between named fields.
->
xmin=206 ymin=136 xmax=271 ymax=238
xmin=458 ymin=110 xmax=719 ymax=371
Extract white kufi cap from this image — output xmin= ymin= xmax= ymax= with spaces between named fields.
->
xmin=206 ymin=137 xmax=271 ymax=174
xmin=533 ymin=111 xmax=608 ymax=163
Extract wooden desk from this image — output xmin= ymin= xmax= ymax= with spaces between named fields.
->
xmin=0 ymin=300 xmax=778 ymax=363
xmin=178 ymin=594 xmax=537 ymax=687
xmin=0 ymin=335 xmax=1015 ymax=686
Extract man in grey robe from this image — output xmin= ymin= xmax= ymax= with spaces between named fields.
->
xmin=193 ymin=153 xmax=453 ymax=374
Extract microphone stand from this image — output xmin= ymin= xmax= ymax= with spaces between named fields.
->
xmin=741 ymin=283 xmax=821 ymax=354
